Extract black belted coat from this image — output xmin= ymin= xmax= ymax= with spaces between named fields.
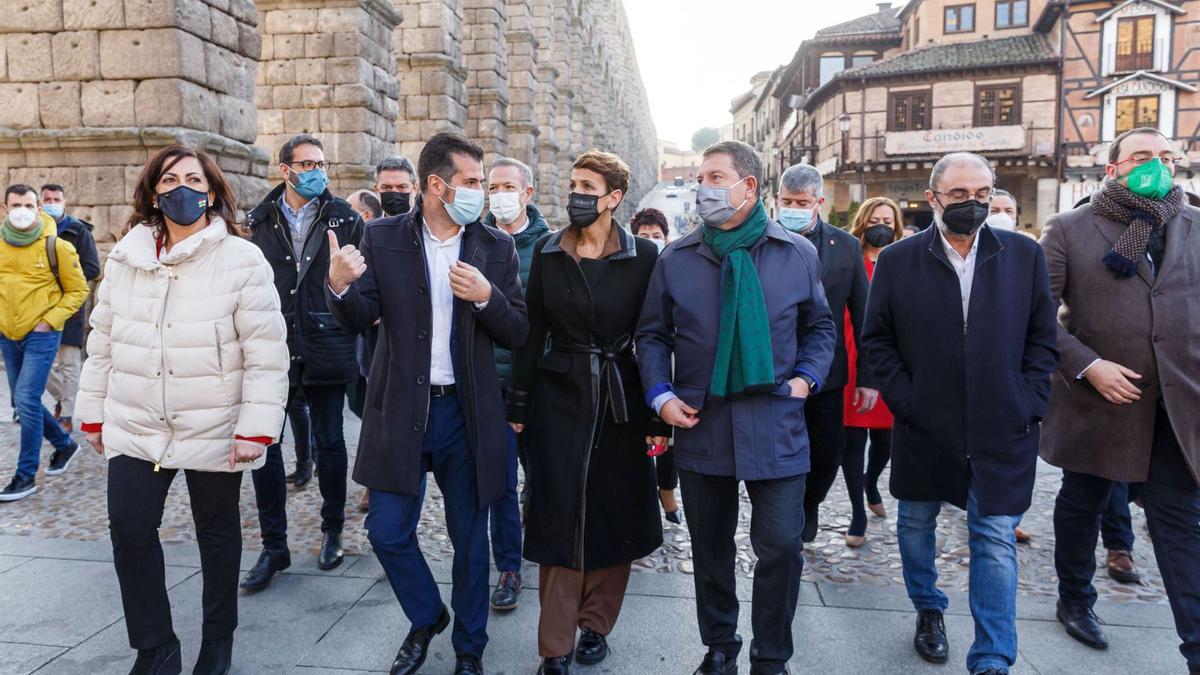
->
xmin=507 ymin=225 xmax=667 ymax=570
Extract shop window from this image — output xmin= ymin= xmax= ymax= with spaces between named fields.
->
xmin=976 ymin=85 xmax=1021 ymax=126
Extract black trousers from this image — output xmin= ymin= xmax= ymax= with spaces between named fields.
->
xmin=108 ymin=455 xmax=243 ymax=649
xmin=680 ymin=469 xmax=806 ymax=671
xmin=802 ymin=390 xmax=845 ymax=520
xmin=1053 ymin=403 xmax=1200 ymax=670
xmin=656 ymin=451 xmax=678 ymax=491
xmin=842 ymin=427 xmax=892 ymax=535
xmin=285 ymin=389 xmax=311 ymax=466
xmin=251 ymin=382 xmax=348 ymax=551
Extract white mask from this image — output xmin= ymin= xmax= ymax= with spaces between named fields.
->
xmin=6 ymin=207 xmax=37 ymax=231
xmin=489 ymin=191 xmax=524 ymax=225
xmin=985 ymin=212 xmax=1016 ymax=231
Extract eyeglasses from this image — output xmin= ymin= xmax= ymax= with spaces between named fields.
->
xmin=1116 ymin=152 xmax=1184 ymax=167
xmin=931 ymin=188 xmax=993 ymax=204
xmin=286 ymin=160 xmax=329 ymax=172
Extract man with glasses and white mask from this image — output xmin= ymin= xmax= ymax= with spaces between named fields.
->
xmin=1040 ymin=127 xmax=1200 ymax=672
xmin=861 ymin=152 xmax=1058 ymax=675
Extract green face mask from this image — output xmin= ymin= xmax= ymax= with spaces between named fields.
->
xmin=1123 ymin=159 xmax=1174 ymax=200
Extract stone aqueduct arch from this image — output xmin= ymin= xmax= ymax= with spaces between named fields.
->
xmin=0 ymin=0 xmax=657 ymax=249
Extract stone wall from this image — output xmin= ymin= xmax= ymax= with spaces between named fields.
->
xmin=0 ymin=0 xmax=658 ymax=236
xmin=0 ymin=0 xmax=270 ymax=246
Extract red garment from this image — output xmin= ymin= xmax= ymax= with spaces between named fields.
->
xmin=844 ymin=256 xmax=894 ymax=429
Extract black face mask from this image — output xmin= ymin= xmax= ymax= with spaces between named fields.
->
xmin=381 ymin=191 xmax=410 ymax=217
xmin=156 ymin=186 xmax=209 ymax=226
xmin=938 ymin=199 xmax=989 ymax=236
xmin=863 ymin=224 xmax=894 ymax=248
xmin=567 ymin=191 xmax=607 ymax=228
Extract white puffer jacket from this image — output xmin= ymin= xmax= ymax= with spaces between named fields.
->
xmin=76 ymin=220 xmax=289 ymax=472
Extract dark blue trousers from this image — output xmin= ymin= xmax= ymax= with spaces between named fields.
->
xmin=1099 ymin=481 xmax=1134 ymax=552
xmin=488 ymin=426 xmax=522 ymax=574
xmin=367 ymin=394 xmax=489 ymax=657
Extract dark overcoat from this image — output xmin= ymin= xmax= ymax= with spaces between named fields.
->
xmin=809 ymin=219 xmax=875 ymax=390
xmin=248 ymin=183 xmax=364 ymax=386
xmin=861 ymin=225 xmax=1059 ymax=515
xmin=326 ymin=198 xmax=528 ymax=507
xmin=507 ymin=226 xmax=665 ymax=570
xmin=54 ymin=216 xmax=100 ymax=348
xmin=636 ymin=217 xmax=837 ymax=481
xmin=1038 ymin=202 xmax=1200 ymax=485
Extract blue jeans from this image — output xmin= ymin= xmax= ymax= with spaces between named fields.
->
xmin=0 ymin=331 xmax=73 ymax=480
xmin=488 ymin=425 xmax=522 ymax=574
xmin=898 ymin=488 xmax=1021 ymax=673
xmin=366 ymin=394 xmax=490 ymax=657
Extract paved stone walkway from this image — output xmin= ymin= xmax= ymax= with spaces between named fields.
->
xmin=0 ymin=384 xmax=1165 ymax=603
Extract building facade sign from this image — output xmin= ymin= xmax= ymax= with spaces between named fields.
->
xmin=884 ymin=125 xmax=1026 ymax=155
xmin=1059 ymin=175 xmax=1200 ymax=210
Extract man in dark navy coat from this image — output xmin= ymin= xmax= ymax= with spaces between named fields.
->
xmin=862 ymin=152 xmax=1058 ymax=675
xmin=326 ymin=133 xmax=527 ymax=675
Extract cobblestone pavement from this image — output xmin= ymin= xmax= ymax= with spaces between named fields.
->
xmin=0 ymin=383 xmax=1164 ymax=604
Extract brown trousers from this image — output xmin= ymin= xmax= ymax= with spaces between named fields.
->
xmin=538 ymin=563 xmax=632 ymax=657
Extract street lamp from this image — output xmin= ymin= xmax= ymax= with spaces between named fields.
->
xmin=838 ymin=112 xmax=851 ymax=160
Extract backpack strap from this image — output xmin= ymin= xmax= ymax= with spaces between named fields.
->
xmin=45 ymin=235 xmax=62 ymax=290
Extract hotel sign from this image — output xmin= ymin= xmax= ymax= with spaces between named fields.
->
xmin=885 ymin=125 xmax=1026 ymax=155
xmin=1060 ymin=176 xmax=1200 ymax=210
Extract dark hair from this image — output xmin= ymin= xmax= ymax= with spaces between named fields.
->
xmin=418 ymin=132 xmax=484 ymax=192
xmin=376 ymin=156 xmax=415 ymax=180
xmin=279 ymin=134 xmax=324 ymax=165
xmin=4 ymin=184 xmax=37 ymax=203
xmin=40 ymin=183 xmax=65 ymax=196
xmin=351 ymin=190 xmax=383 ymax=220
xmin=127 ymin=145 xmax=241 ymax=236
xmin=573 ymin=150 xmax=630 ymax=196
xmin=631 ymin=208 xmax=668 ymax=238
xmin=703 ymin=141 xmax=763 ymax=194
xmin=1108 ymin=127 xmax=1168 ymax=164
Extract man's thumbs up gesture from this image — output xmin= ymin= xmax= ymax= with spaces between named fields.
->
xmin=327 ymin=229 xmax=366 ymax=295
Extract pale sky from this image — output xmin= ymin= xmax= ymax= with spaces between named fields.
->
xmin=624 ymin=0 xmax=903 ymax=149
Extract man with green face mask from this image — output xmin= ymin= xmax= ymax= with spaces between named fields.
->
xmin=1040 ymin=127 xmax=1200 ymax=672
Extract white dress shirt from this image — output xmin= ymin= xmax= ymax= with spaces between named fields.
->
xmin=938 ymin=228 xmax=981 ymax=322
xmin=424 ymin=223 xmax=463 ymax=385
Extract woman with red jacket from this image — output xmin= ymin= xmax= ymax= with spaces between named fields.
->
xmin=842 ymin=197 xmax=903 ymax=547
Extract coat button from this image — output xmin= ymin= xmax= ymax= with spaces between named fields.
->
xmin=169 ymin=370 xmax=174 ymax=375
xmin=290 ymin=289 xmax=296 ymax=295
xmin=418 ymin=285 xmax=427 ymax=294
xmin=1153 ymin=335 xmax=1163 ymax=343
xmin=413 ymin=423 xmax=423 ymax=432
xmin=416 ymin=375 xmax=426 ymax=385
xmin=418 ymin=330 xmax=428 ymax=339
xmin=286 ymin=256 xmax=292 ymax=261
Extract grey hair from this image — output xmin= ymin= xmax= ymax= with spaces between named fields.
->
xmin=702 ymin=141 xmax=763 ymax=193
xmin=992 ymin=188 xmax=1018 ymax=212
xmin=376 ymin=156 xmax=415 ymax=180
xmin=779 ymin=163 xmax=823 ymax=198
xmin=490 ymin=157 xmax=534 ymax=190
xmin=929 ymin=152 xmax=994 ymax=191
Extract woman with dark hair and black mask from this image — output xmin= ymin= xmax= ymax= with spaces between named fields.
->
xmin=507 ymin=150 xmax=666 ymax=674
xmin=77 ymin=145 xmax=289 ymax=675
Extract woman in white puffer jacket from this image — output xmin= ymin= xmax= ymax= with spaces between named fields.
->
xmin=76 ymin=146 xmax=288 ymax=675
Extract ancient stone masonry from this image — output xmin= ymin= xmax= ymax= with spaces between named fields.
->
xmin=256 ymin=0 xmax=402 ymax=195
xmin=0 ymin=0 xmax=657 ymax=238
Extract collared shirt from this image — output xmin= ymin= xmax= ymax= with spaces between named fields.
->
xmin=424 ymin=222 xmax=464 ymax=385
xmin=939 ymin=228 xmax=981 ymax=322
xmin=278 ymin=194 xmax=318 ymax=259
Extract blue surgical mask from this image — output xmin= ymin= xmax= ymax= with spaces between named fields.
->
xmin=42 ymin=203 xmax=65 ymax=220
xmin=290 ymin=168 xmax=328 ymax=201
xmin=778 ymin=206 xmax=817 ymax=233
xmin=439 ymin=181 xmax=485 ymax=226
xmin=695 ymin=177 xmax=748 ymax=227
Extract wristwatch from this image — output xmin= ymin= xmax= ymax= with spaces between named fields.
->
xmin=798 ymin=373 xmax=817 ymax=392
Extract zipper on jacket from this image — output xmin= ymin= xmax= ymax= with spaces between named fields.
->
xmin=157 ymin=268 xmax=176 ymax=468
xmin=214 ymin=323 xmax=224 ymax=378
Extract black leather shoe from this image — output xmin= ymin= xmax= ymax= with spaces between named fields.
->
xmin=537 ymin=655 xmax=571 ymax=674
xmin=490 ymin=570 xmax=521 ymax=611
xmin=390 ymin=605 xmax=451 ymax=675
xmin=286 ymin=461 xmax=313 ymax=487
xmin=913 ymin=609 xmax=949 ymax=664
xmin=575 ymin=628 xmax=608 ymax=665
xmin=318 ymin=532 xmax=344 ymax=571
xmin=192 ymin=636 xmax=232 ymax=675
xmin=454 ymin=654 xmax=483 ymax=674
xmin=239 ymin=550 xmax=290 ymax=591
xmin=694 ymin=649 xmax=738 ymax=675
xmin=1057 ymin=601 xmax=1107 ymax=650
xmin=130 ymin=634 xmax=181 ymax=675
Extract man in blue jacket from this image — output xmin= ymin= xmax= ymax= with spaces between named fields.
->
xmin=40 ymin=183 xmax=100 ymax=434
xmin=862 ymin=152 xmax=1058 ymax=675
xmin=637 ymin=140 xmax=835 ymax=675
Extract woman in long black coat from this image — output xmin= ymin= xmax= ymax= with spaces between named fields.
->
xmin=507 ymin=150 xmax=665 ymax=674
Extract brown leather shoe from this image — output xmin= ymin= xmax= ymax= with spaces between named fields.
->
xmin=1014 ymin=526 xmax=1032 ymax=544
xmin=1106 ymin=549 xmax=1141 ymax=583
xmin=358 ymin=490 xmax=370 ymax=513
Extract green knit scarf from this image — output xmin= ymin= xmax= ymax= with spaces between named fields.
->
xmin=1 ymin=216 xmax=44 ymax=247
xmin=702 ymin=200 xmax=774 ymax=399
